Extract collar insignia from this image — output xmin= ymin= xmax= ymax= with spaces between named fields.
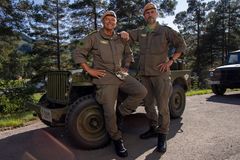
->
xmin=100 ymin=40 xmax=109 ymax=44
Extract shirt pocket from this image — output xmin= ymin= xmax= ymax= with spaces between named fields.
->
xmin=151 ymin=34 xmax=167 ymax=54
xmin=139 ymin=34 xmax=148 ymax=50
xmin=98 ymin=42 xmax=113 ymax=64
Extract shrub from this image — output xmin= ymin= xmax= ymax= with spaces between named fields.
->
xmin=0 ymin=79 xmax=36 ymax=114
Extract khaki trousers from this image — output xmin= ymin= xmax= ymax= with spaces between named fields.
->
xmin=141 ymin=76 xmax=172 ymax=134
xmin=96 ymin=75 xmax=147 ymax=140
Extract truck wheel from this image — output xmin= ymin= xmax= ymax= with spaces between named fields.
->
xmin=66 ymin=95 xmax=110 ymax=149
xmin=211 ymin=85 xmax=226 ymax=95
xmin=169 ymin=85 xmax=186 ymax=118
xmin=38 ymin=94 xmax=53 ymax=127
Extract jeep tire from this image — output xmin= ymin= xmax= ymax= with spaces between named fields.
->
xmin=169 ymin=85 xmax=186 ymax=118
xmin=66 ymin=95 xmax=110 ymax=149
xmin=211 ymin=84 xmax=226 ymax=95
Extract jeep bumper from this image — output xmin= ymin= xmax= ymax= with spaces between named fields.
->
xmin=208 ymin=80 xmax=220 ymax=85
xmin=25 ymin=102 xmax=67 ymax=126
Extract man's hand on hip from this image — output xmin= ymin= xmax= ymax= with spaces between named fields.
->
xmin=156 ymin=60 xmax=173 ymax=72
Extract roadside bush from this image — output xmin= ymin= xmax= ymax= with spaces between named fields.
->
xmin=191 ymin=72 xmax=199 ymax=90
xmin=0 ymin=80 xmax=36 ymax=114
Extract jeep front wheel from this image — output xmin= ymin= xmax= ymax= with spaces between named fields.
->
xmin=66 ymin=95 xmax=110 ymax=149
xmin=211 ymin=85 xmax=226 ymax=95
xmin=169 ymin=85 xmax=186 ymax=118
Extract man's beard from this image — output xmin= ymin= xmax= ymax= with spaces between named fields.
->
xmin=146 ymin=17 xmax=156 ymax=24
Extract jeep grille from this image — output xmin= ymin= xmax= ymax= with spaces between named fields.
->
xmin=46 ymin=71 xmax=70 ymax=104
xmin=221 ymin=69 xmax=240 ymax=82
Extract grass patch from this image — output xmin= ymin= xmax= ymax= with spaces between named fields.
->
xmin=186 ymin=89 xmax=212 ymax=96
xmin=186 ymin=88 xmax=240 ymax=96
xmin=0 ymin=93 xmax=42 ymax=129
xmin=32 ymin=92 xmax=43 ymax=102
xmin=0 ymin=111 xmax=37 ymax=128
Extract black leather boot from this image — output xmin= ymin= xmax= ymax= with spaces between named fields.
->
xmin=139 ymin=127 xmax=158 ymax=139
xmin=113 ymin=138 xmax=128 ymax=157
xmin=157 ymin=133 xmax=167 ymax=153
xmin=116 ymin=107 xmax=124 ymax=131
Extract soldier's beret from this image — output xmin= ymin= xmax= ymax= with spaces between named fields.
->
xmin=101 ymin=10 xmax=117 ymax=21
xmin=143 ymin=2 xmax=157 ymax=14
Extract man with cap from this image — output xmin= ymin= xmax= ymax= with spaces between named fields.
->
xmin=73 ymin=10 xmax=147 ymax=157
xmin=121 ymin=2 xmax=186 ymax=153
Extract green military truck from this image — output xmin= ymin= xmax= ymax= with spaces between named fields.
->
xmin=26 ymin=59 xmax=191 ymax=149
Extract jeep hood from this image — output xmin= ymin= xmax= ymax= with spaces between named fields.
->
xmin=217 ymin=64 xmax=240 ymax=70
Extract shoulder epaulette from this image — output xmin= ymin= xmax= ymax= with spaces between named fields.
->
xmin=88 ymin=30 xmax=98 ymax=36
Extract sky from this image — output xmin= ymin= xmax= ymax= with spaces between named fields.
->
xmin=159 ymin=1 xmax=189 ymax=31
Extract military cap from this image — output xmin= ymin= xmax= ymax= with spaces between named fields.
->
xmin=143 ymin=2 xmax=157 ymax=14
xmin=101 ymin=10 xmax=117 ymax=21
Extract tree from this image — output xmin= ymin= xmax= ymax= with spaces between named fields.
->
xmin=69 ymin=0 xmax=108 ymax=41
xmin=200 ymin=0 xmax=240 ymax=66
xmin=216 ymin=0 xmax=240 ymax=62
xmin=174 ymin=0 xmax=215 ymax=85
xmin=108 ymin=0 xmax=178 ymax=31
xmin=27 ymin=0 xmax=70 ymax=72
xmin=0 ymin=0 xmax=33 ymax=79
xmin=174 ymin=0 xmax=240 ymax=87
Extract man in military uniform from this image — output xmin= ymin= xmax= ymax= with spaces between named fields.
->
xmin=121 ymin=2 xmax=186 ymax=153
xmin=73 ymin=11 xmax=147 ymax=157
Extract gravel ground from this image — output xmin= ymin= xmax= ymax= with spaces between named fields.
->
xmin=0 ymin=91 xmax=240 ymax=160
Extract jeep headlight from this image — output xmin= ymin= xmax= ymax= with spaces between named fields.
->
xmin=210 ymin=69 xmax=221 ymax=78
xmin=209 ymin=71 xmax=214 ymax=77
xmin=68 ymin=75 xmax=72 ymax=83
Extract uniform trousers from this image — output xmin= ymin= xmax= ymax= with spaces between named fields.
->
xmin=141 ymin=76 xmax=172 ymax=134
xmin=96 ymin=75 xmax=147 ymax=140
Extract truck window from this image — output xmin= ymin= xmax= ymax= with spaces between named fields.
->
xmin=228 ymin=54 xmax=238 ymax=64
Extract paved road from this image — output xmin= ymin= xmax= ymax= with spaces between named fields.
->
xmin=0 ymin=91 xmax=240 ymax=160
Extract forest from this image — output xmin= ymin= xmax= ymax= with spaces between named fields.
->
xmin=0 ymin=0 xmax=240 ymax=113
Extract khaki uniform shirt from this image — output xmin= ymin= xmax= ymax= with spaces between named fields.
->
xmin=73 ymin=28 xmax=134 ymax=84
xmin=129 ymin=22 xmax=186 ymax=77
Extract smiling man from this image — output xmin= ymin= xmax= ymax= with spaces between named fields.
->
xmin=73 ymin=11 xmax=147 ymax=158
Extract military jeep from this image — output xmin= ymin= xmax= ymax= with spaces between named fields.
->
xmin=26 ymin=59 xmax=191 ymax=149
xmin=209 ymin=50 xmax=240 ymax=95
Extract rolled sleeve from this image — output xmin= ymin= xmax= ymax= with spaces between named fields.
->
xmin=166 ymin=28 xmax=187 ymax=55
xmin=128 ymin=29 xmax=139 ymax=45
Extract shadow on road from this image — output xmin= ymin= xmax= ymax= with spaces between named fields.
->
xmin=206 ymin=93 xmax=240 ymax=105
xmin=0 ymin=113 xmax=184 ymax=160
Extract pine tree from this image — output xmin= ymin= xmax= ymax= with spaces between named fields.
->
xmin=174 ymin=0 xmax=214 ymax=84
xmin=28 ymin=0 xmax=70 ymax=72
xmin=108 ymin=0 xmax=178 ymax=31
xmin=0 ymin=0 xmax=33 ymax=79
xmin=69 ymin=0 xmax=108 ymax=41
xmin=174 ymin=0 xmax=240 ymax=86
